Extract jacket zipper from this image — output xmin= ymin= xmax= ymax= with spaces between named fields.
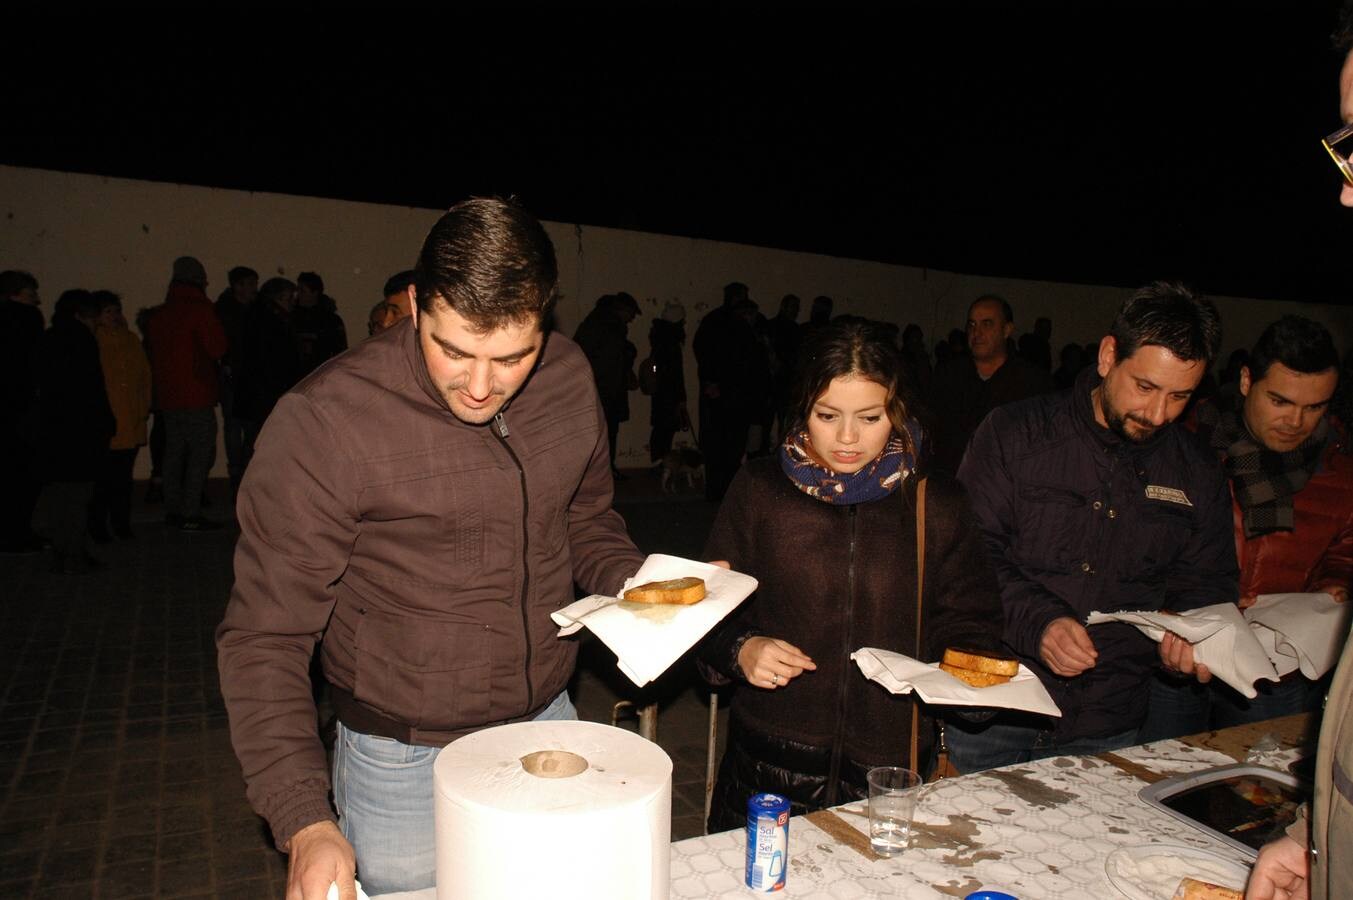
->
xmin=494 ymin=412 xmax=535 ymax=712
xmin=825 ymin=504 xmax=858 ymax=807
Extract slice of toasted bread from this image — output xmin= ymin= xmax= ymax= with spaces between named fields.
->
xmin=942 ymin=647 xmax=1019 ymax=677
xmin=623 ymin=577 xmax=707 ymax=605
xmin=1172 ymin=878 xmax=1242 ymax=900
xmin=939 ymin=663 xmax=1012 ymax=688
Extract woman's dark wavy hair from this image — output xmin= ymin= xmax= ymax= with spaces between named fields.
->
xmin=788 ymin=319 xmax=921 ymax=458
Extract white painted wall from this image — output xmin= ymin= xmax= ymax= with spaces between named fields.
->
xmin=3 ymin=164 xmax=1350 ymax=476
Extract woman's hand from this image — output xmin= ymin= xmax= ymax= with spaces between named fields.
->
xmin=738 ymin=636 xmax=816 ymax=689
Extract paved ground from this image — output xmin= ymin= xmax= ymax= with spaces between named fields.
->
xmin=0 ymin=469 xmax=724 ymax=898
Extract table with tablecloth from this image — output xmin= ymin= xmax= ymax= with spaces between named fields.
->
xmin=667 ymin=715 xmax=1311 ymax=899
xmin=375 ymin=715 xmax=1313 ymax=900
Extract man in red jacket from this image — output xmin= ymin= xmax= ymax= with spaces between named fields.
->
xmin=146 ymin=256 xmax=228 ymax=531
xmin=1140 ymin=317 xmax=1350 ymax=740
xmin=1141 ymin=315 xmax=1342 ymax=736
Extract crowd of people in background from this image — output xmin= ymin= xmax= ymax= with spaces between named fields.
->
xmin=0 ymin=259 xmax=352 ymax=572
xmin=572 ymin=279 xmax=1350 ymax=508
xmin=4 ymin=256 xmax=1351 ymax=590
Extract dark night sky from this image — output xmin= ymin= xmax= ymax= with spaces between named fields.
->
xmin=8 ymin=5 xmax=1353 ymax=304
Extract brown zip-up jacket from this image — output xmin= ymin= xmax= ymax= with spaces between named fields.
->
xmin=216 ymin=319 xmax=643 ymax=850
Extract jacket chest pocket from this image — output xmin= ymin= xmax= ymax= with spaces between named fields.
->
xmin=1137 ymin=503 xmax=1195 ymax=572
xmin=359 ymin=461 xmax=499 ymax=588
xmin=352 ymin=610 xmax=492 ymax=730
xmin=1014 ymin=484 xmax=1088 ymax=571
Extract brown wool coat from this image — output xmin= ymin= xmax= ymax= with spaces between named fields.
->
xmin=699 ymin=458 xmax=1005 ymax=828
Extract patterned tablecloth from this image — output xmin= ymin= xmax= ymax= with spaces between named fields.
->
xmin=668 ymin=728 xmax=1308 ymax=900
xmin=376 ymin=717 xmax=1312 ymax=900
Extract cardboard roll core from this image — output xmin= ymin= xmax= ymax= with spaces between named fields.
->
xmin=520 ymin=749 xmax=589 ymax=778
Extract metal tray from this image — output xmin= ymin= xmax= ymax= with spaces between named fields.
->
xmin=1137 ymin=763 xmax=1308 ymax=860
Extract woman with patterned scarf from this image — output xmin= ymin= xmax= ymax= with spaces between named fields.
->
xmin=697 ymin=320 xmax=1006 ymax=832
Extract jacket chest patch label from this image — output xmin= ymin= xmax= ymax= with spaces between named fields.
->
xmin=1144 ymin=485 xmax=1192 ymax=507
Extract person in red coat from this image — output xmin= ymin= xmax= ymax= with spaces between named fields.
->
xmin=1141 ymin=315 xmax=1351 ymax=740
xmin=146 ymin=256 xmax=228 ymax=531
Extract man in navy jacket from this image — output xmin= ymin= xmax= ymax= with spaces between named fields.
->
xmin=950 ymin=282 xmax=1238 ymax=771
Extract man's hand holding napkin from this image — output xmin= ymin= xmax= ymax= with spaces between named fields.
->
xmin=1085 ymin=604 xmax=1280 ymax=698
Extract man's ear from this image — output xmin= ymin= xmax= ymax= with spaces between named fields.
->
xmin=409 ymin=295 xmax=418 ymax=330
xmin=1097 ymin=336 xmax=1117 ymax=378
xmin=1239 ymin=365 xmax=1252 ymax=398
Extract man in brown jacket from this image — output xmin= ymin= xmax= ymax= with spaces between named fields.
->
xmin=216 ymin=199 xmax=644 ymax=899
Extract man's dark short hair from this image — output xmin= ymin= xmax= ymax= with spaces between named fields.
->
xmin=53 ymin=288 xmax=99 ymax=323
xmin=723 ymin=282 xmax=749 ymax=305
xmin=297 ymin=271 xmax=324 ymax=294
xmin=0 ymin=270 xmax=38 ymax=299
xmin=383 ymin=269 xmax=417 ymax=299
xmin=259 ymin=277 xmax=296 ymax=306
xmin=228 ymin=266 xmax=258 ymax=286
xmin=1248 ymin=315 xmax=1339 ymax=381
xmin=92 ymin=289 xmax=122 ymax=312
xmin=971 ymin=294 xmax=1014 ymax=326
xmin=1109 ymin=281 xmax=1222 ymax=367
xmin=414 ymin=198 xmax=558 ymax=329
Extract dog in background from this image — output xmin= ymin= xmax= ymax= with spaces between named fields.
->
xmin=660 ymin=444 xmax=704 ymax=494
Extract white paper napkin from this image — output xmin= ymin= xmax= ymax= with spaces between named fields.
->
xmin=1244 ymin=592 xmax=1351 ymax=679
xmin=851 ymin=648 xmax=1062 ymax=717
xmin=1086 ymin=603 xmax=1280 ymax=698
xmin=551 ymin=554 xmax=757 ymax=687
xmin=326 ymin=880 xmax=371 ymax=900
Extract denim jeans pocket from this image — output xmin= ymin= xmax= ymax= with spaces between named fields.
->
xmin=342 ymin=729 xmax=439 ymax=769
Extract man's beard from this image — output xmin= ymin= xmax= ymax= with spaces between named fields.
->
xmin=1103 ymin=403 xmax=1158 ymax=443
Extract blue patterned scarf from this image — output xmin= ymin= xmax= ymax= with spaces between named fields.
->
xmin=779 ymin=424 xmax=918 ymax=505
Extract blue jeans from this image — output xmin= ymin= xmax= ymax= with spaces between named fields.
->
xmin=1137 ymin=673 xmax=1324 ymax=744
xmin=332 ymin=691 xmax=576 ymax=895
xmin=945 ymin=711 xmax=1139 ymax=774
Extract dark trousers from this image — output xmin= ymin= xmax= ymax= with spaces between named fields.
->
xmin=221 ymin=398 xmax=257 ymax=488
xmin=650 ymin=425 xmax=677 ymax=462
xmin=699 ymin=397 xmax=749 ymax=502
xmin=606 ymin=417 xmax=621 ymax=469
xmin=162 ymin=408 xmax=217 ymax=520
xmin=90 ymin=447 xmax=138 ymax=535
xmin=148 ymin=412 xmax=165 ymax=478
xmin=44 ymin=481 xmax=94 ymax=564
xmin=1138 ymin=671 xmax=1326 ymax=743
xmin=0 ymin=427 xmax=41 ymax=548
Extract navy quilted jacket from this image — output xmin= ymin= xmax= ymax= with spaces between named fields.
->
xmin=958 ymin=367 xmax=1238 ymax=742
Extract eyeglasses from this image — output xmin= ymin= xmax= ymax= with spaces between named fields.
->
xmin=1321 ymin=122 xmax=1353 ymax=186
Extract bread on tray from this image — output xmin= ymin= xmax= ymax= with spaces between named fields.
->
xmin=1171 ymin=877 xmax=1242 ymax=900
xmin=622 ymin=577 xmax=707 ymax=605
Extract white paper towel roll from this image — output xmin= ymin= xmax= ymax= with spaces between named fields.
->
xmin=433 ymin=720 xmax=672 ymax=900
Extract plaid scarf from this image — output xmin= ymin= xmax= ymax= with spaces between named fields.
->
xmin=778 ymin=424 xmax=917 ymax=505
xmin=1195 ymin=388 xmax=1328 ymax=538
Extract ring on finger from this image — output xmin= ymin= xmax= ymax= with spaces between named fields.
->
xmin=770 ymin=673 xmax=779 ymax=686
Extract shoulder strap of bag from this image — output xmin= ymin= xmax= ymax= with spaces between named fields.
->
xmin=909 ymin=477 xmax=927 ymax=774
